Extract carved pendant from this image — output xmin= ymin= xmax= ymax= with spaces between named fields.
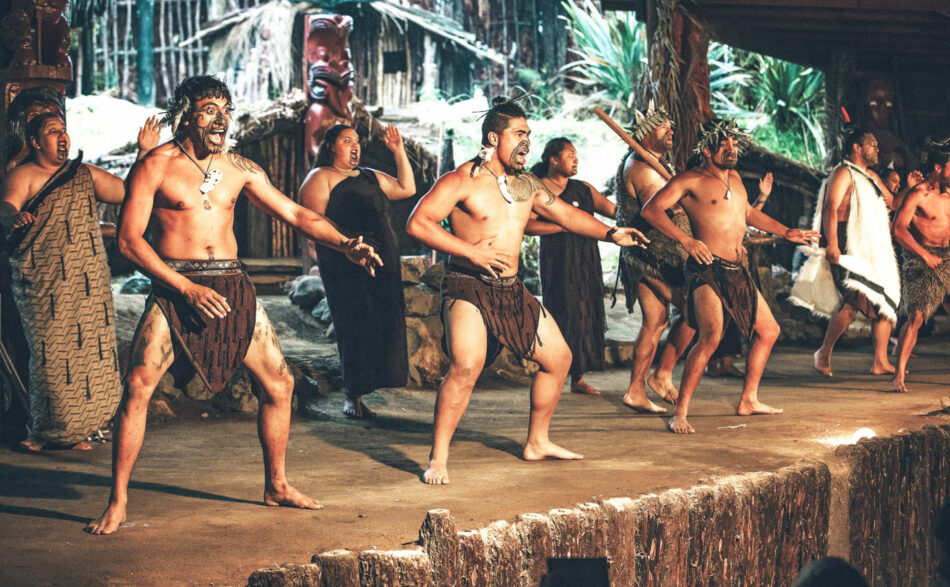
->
xmin=724 ymin=189 xmax=731 ymax=200
xmin=199 ymin=169 xmax=223 ymax=194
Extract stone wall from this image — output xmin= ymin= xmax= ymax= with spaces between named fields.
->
xmin=247 ymin=425 xmax=950 ymax=586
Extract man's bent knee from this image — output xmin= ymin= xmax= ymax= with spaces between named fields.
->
xmin=446 ymin=361 xmax=482 ymax=388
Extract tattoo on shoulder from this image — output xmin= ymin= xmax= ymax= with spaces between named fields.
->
xmin=226 ymin=152 xmax=270 ymax=182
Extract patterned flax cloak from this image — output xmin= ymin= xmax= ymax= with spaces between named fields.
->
xmin=539 ymin=179 xmax=605 ymax=374
xmin=315 ymin=168 xmax=408 ymax=396
xmin=8 ymin=160 xmax=121 ymax=444
xmin=789 ymin=161 xmax=901 ymax=327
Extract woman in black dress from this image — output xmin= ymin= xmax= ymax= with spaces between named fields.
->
xmin=299 ymin=124 xmax=415 ymax=418
xmin=527 ymin=138 xmax=616 ymax=395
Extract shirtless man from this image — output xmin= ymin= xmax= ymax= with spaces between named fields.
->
xmin=890 ymin=144 xmax=950 ymax=393
xmin=406 ymin=96 xmax=647 ymax=484
xmin=85 ymin=76 xmax=380 ymax=534
xmin=641 ymin=119 xmax=818 ymax=434
xmin=810 ymin=128 xmax=898 ymax=377
xmin=616 ymin=103 xmax=694 ymax=412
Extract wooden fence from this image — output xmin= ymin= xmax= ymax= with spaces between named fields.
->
xmin=74 ymin=0 xmax=264 ymax=105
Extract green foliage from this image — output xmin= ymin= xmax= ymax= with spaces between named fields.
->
xmin=514 ymin=68 xmax=561 ymax=118
xmin=708 ymin=43 xmax=826 ymax=167
xmin=560 ymin=0 xmax=647 ymax=117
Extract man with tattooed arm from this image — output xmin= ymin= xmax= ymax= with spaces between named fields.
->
xmin=86 ymin=76 xmax=381 ymax=535
xmin=407 ymin=96 xmax=649 ymax=485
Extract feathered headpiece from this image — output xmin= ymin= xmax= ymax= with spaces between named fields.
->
xmin=693 ymin=118 xmax=752 ymax=156
xmin=629 ymin=99 xmax=672 ymax=142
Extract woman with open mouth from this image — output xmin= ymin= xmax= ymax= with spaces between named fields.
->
xmin=299 ymin=123 xmax=416 ymax=418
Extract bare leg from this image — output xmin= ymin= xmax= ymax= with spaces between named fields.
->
xmin=624 ymin=281 xmax=669 ymax=413
xmin=736 ymin=291 xmax=783 ymax=416
xmin=649 ymin=318 xmax=694 ymax=404
xmin=424 ymin=300 xmax=487 ymax=485
xmin=669 ymin=286 xmax=723 ymax=434
xmin=522 ymin=308 xmax=582 ymax=461
xmin=86 ymin=303 xmax=175 ymax=535
xmin=242 ymin=304 xmax=320 ymax=509
xmin=814 ymin=303 xmax=857 ymax=377
xmin=870 ymin=317 xmax=896 ymax=375
xmin=891 ymin=311 xmax=922 ymax=393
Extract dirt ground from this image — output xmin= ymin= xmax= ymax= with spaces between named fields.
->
xmin=2 ymin=304 xmax=949 ymax=585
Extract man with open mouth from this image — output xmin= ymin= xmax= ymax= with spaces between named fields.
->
xmin=85 ymin=75 xmax=382 ymax=535
xmin=407 ymin=95 xmax=649 ymax=486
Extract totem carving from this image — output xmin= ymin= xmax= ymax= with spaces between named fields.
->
xmin=2 ymin=0 xmax=72 ymax=69
xmin=303 ymin=14 xmax=354 ymax=164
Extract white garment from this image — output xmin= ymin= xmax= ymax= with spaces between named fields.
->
xmin=789 ymin=161 xmax=900 ymax=326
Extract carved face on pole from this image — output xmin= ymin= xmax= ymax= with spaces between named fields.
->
xmin=305 ymin=14 xmax=354 ymax=120
xmin=866 ymin=79 xmax=896 ymax=131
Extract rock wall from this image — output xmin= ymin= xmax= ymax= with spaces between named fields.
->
xmin=247 ymin=425 xmax=950 ymax=586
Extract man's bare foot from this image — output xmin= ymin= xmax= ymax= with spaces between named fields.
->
xmin=646 ymin=372 xmax=679 ymax=404
xmin=263 ymin=482 xmax=322 ymax=510
xmin=570 ymin=379 xmax=601 ymax=396
xmin=889 ymin=376 xmax=908 ymax=393
xmin=667 ymin=414 xmax=695 ymax=434
xmin=423 ymin=461 xmax=450 ymax=485
xmin=621 ymin=390 xmax=666 ymax=413
xmin=85 ymin=501 xmax=127 ymax=535
xmin=343 ymin=396 xmax=376 ymax=419
xmin=813 ymin=349 xmax=832 ymax=377
xmin=522 ymin=440 xmax=583 ymax=461
xmin=736 ymin=400 xmax=783 ymax=416
xmin=870 ymin=361 xmax=896 ymax=375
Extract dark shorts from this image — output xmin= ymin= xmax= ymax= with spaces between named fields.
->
xmin=440 ymin=264 xmax=544 ymax=366
xmin=149 ymin=259 xmax=257 ymax=393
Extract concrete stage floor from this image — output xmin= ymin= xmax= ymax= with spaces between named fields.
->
xmin=1 ymin=338 xmax=949 ymax=586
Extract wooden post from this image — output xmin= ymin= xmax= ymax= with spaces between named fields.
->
xmin=136 ymin=0 xmax=155 ymax=106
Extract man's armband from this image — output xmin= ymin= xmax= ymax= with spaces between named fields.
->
xmin=605 ymin=226 xmax=618 ymax=241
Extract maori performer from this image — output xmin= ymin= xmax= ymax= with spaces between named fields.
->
xmin=406 ymin=96 xmax=647 ymax=484
xmin=299 ymin=123 xmax=415 ymax=418
xmin=85 ymin=76 xmax=381 ymax=535
xmin=615 ymin=102 xmax=693 ymax=412
xmin=642 ymin=119 xmax=818 ymax=434
xmin=890 ymin=142 xmax=950 ymax=393
xmin=526 ymin=137 xmax=615 ymax=396
xmin=1 ymin=113 xmax=158 ymax=451
xmin=789 ymin=127 xmax=900 ymax=377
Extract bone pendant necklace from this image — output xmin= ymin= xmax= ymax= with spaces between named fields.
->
xmin=702 ymin=167 xmax=731 ymax=200
xmin=176 ymin=140 xmax=221 ymax=209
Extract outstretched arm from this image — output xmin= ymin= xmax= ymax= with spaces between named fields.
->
xmin=241 ymin=153 xmax=382 ymax=273
xmin=406 ymin=170 xmax=513 ymax=277
xmin=373 ymin=124 xmax=416 ymax=200
xmin=746 ymin=204 xmax=819 ymax=246
xmin=525 ymin=211 xmax=567 ymax=236
xmin=532 ymin=191 xmax=645 ymax=246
